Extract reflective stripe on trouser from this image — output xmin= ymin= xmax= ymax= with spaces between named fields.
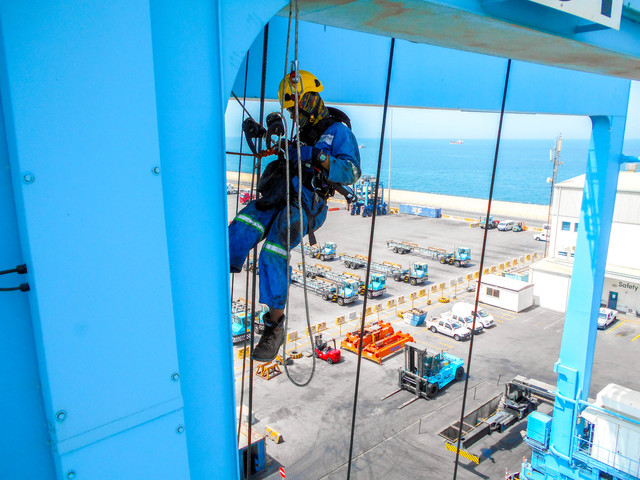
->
xmin=228 ymin=202 xmax=273 ymax=273
xmin=228 ymin=199 xmax=327 ymax=308
xmin=259 ymin=203 xmax=326 ymax=309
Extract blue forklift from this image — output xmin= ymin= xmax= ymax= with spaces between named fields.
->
xmin=398 ymin=343 xmax=465 ymax=399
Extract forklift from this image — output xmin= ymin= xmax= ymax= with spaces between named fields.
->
xmin=314 ymin=334 xmax=341 ymax=364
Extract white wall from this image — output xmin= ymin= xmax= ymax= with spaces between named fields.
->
xmin=479 ymin=285 xmax=532 ymax=312
xmin=602 ymin=277 xmax=640 ymax=315
xmin=606 ymin=223 xmax=640 ymax=270
xmin=532 ymin=270 xmax=570 ymax=312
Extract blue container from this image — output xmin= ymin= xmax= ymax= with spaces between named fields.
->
xmin=399 ymin=204 xmax=442 ymax=218
xmin=526 ymin=412 xmax=552 ymax=449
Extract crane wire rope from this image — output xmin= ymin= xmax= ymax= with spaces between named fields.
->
xmin=234 ymin=51 xmax=252 ymax=444
xmin=238 ymin=23 xmax=270 ymax=480
xmin=346 ymin=36 xmax=396 ymax=480
xmin=452 ymin=58 xmax=512 ymax=480
xmin=281 ymin=0 xmax=318 ymax=386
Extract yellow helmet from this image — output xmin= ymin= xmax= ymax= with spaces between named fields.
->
xmin=278 ymin=70 xmax=324 ymax=109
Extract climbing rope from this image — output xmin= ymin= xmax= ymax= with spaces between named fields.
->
xmin=242 ymin=23 xmax=270 ymax=480
xmin=234 ymin=52 xmax=251 ymax=444
xmin=281 ymin=0 xmax=318 ymax=387
xmin=452 ymin=58 xmax=512 ymax=480
xmin=346 ymin=36 xmax=396 ymax=480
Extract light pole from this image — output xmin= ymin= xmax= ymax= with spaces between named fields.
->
xmin=545 ymin=134 xmax=562 ymax=258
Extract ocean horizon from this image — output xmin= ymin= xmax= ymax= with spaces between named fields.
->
xmin=225 ymin=137 xmax=640 ymax=206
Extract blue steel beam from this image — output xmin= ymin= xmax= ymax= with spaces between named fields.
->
xmin=149 ymin=1 xmax=240 ymax=479
xmin=230 ymin=18 xmax=631 ymax=117
xmin=0 ymin=89 xmax=55 ymax=479
xmin=292 ymin=0 xmax=640 ymax=80
xmin=547 ymin=114 xmax=627 ymax=471
xmin=0 ymin=2 xmax=192 ymax=479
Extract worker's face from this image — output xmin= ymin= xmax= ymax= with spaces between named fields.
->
xmin=286 ymin=106 xmax=310 ymax=128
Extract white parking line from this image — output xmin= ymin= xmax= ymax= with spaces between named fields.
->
xmin=544 ymin=319 xmax=562 ymax=330
xmin=520 ymin=309 xmax=547 ymax=324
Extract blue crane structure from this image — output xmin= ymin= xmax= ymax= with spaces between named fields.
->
xmin=1 ymin=1 xmax=639 ymax=479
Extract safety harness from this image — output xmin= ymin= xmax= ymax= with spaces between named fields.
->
xmin=243 ymin=106 xmax=357 ymax=245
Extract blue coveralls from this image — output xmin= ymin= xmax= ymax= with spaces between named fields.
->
xmin=229 ymin=121 xmax=361 ymax=309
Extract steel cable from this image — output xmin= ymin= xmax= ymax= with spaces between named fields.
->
xmin=282 ymin=0 xmax=317 ymax=387
xmin=452 ymin=58 xmax=512 ymax=480
xmin=346 ymin=36 xmax=396 ymax=480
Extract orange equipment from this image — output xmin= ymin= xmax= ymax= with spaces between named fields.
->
xmin=341 ymin=321 xmax=414 ymax=365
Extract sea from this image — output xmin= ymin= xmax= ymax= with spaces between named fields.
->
xmin=225 ymin=137 xmax=640 ymax=206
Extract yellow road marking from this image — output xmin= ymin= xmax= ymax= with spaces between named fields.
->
xmin=632 ymin=333 xmax=640 ymax=342
xmin=415 ymin=338 xmax=443 ymax=350
xmin=605 ymin=320 xmax=626 ymax=335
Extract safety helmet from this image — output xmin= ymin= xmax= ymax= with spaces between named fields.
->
xmin=278 ymin=70 xmax=323 ymax=109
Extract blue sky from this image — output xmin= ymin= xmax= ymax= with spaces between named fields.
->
xmin=226 ymin=81 xmax=639 ymax=143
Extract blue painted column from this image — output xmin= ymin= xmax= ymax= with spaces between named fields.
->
xmin=0 ymin=91 xmax=56 ymax=479
xmin=549 ymin=114 xmax=626 ymax=465
xmin=0 ymin=2 xmax=189 ymax=478
xmin=149 ymin=2 xmax=239 ymax=479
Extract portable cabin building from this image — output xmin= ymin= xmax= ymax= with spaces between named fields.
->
xmin=479 ymin=274 xmax=534 ymax=313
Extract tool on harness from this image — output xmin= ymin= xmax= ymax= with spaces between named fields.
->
xmin=266 ymin=112 xmax=285 ymax=143
xmin=242 ymin=118 xmax=267 ymax=157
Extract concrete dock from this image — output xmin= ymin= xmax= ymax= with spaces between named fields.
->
xmin=227 ymin=171 xmax=550 ymax=223
xmin=226 ymin=179 xmax=637 ymax=480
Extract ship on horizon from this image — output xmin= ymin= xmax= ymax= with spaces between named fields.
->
xmin=450 ymin=139 xmax=464 ymax=144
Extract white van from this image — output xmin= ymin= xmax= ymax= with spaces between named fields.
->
xmin=497 ymin=220 xmax=514 ymax=231
xmin=451 ymin=302 xmax=495 ymax=328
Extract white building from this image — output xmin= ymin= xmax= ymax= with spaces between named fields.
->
xmin=479 ymin=274 xmax=534 ymax=312
xmin=530 ymin=170 xmax=640 ymax=315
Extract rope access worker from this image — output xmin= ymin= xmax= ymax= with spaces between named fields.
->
xmin=228 ymin=70 xmax=361 ymax=362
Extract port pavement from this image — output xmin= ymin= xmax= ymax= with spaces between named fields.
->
xmin=226 ymin=189 xmax=638 ymax=480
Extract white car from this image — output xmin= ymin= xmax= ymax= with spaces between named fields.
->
xmin=497 ymin=220 xmax=514 ymax=231
xmin=534 ymin=231 xmax=548 ymax=242
xmin=427 ymin=316 xmax=471 ymax=341
xmin=451 ymin=302 xmax=495 ymax=328
xmin=598 ymin=307 xmax=618 ymax=329
xmin=451 ymin=313 xmax=484 ymax=334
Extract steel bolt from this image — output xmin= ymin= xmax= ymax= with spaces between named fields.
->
xmin=23 ymin=173 xmax=35 ymax=184
xmin=171 ymin=372 xmax=180 ymax=382
xmin=67 ymin=471 xmax=76 ymax=479
xmin=56 ymin=410 xmax=67 ymax=422
xmin=177 ymin=425 xmax=185 ymax=434
xmin=152 ymin=166 xmax=160 ymax=175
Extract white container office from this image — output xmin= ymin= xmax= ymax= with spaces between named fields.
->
xmin=479 ymin=274 xmax=534 ymax=313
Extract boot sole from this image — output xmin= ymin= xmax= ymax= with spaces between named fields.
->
xmin=251 ymin=338 xmax=285 ymax=363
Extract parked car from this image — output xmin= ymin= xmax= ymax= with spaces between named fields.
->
xmin=452 ymin=302 xmax=496 ymax=328
xmin=427 ymin=316 xmax=471 ymax=341
xmin=451 ymin=313 xmax=484 ymax=334
xmin=533 ymin=231 xmax=548 ymax=242
xmin=497 ymin=220 xmax=514 ymax=231
xmin=598 ymin=307 xmax=618 ymax=329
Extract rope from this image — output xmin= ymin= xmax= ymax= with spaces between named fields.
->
xmin=282 ymin=0 xmax=317 ymax=387
xmin=346 ymin=37 xmax=396 ymax=480
xmin=243 ymin=23 xmax=270 ymax=480
xmin=452 ymin=58 xmax=512 ymax=480
xmin=235 ymin=51 xmax=251 ymax=444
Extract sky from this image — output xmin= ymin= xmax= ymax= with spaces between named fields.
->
xmin=226 ymin=81 xmax=640 ymax=144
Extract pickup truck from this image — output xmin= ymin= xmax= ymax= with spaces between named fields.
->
xmin=426 ymin=316 xmax=471 ymax=341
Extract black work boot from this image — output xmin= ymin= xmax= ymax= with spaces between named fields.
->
xmin=251 ymin=313 xmax=285 ymax=363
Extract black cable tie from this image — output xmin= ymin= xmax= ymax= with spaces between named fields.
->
xmin=0 ymin=264 xmax=27 ymax=276
xmin=0 ymin=283 xmax=29 ymax=292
